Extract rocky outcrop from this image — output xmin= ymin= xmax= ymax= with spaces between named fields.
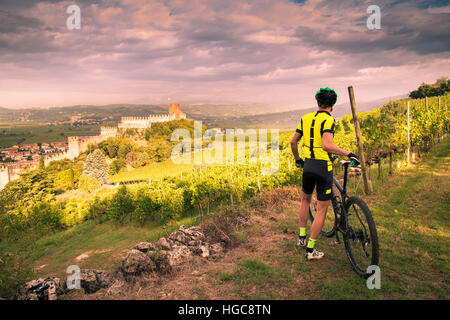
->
xmin=16 ymin=277 xmax=64 ymax=300
xmin=17 ymin=224 xmax=226 ymax=299
xmin=80 ymin=269 xmax=115 ymax=294
xmin=120 ymin=249 xmax=156 ymax=276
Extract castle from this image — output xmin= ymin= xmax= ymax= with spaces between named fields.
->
xmin=118 ymin=103 xmax=186 ymax=129
xmin=0 ymin=104 xmax=185 ymax=190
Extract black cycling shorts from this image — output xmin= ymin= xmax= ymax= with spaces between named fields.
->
xmin=302 ymin=158 xmax=333 ymax=201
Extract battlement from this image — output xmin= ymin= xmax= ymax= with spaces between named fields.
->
xmin=100 ymin=126 xmax=118 ymax=139
xmin=117 ymin=104 xmax=186 ymax=130
xmin=0 ymin=104 xmax=187 ymax=189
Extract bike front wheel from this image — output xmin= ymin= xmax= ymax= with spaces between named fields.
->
xmin=343 ymin=196 xmax=379 ymax=278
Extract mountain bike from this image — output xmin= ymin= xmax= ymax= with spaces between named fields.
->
xmin=308 ymin=157 xmax=379 ymax=278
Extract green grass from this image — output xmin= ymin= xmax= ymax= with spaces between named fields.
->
xmin=29 ymin=215 xmax=201 ymax=279
xmin=109 ymin=159 xmax=193 ymax=183
xmin=237 ymin=137 xmax=450 ymax=299
xmin=219 ymin=258 xmax=292 ymax=299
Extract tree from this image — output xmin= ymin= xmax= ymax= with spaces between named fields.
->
xmin=109 ymin=158 xmax=127 ymax=175
xmin=409 ymin=78 xmax=449 ymax=99
xmin=54 ymin=168 xmax=80 ymax=192
xmin=78 ymin=175 xmax=101 ymax=194
xmin=83 ymin=149 xmax=109 ymax=185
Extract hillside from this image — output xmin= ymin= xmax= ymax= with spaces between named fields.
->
xmin=57 ymin=137 xmax=448 ymax=299
xmin=210 ymin=95 xmax=408 ymax=129
xmin=0 ymin=95 xmax=404 ymax=127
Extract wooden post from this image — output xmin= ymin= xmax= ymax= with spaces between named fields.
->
xmin=407 ymin=101 xmax=411 ymax=165
xmin=348 ymin=86 xmax=371 ymax=195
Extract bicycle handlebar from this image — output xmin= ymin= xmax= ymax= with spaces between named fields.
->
xmin=330 ymin=155 xmax=360 ymax=168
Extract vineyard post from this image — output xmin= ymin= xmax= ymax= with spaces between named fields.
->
xmin=348 ymin=86 xmax=371 ymax=195
xmin=438 ymin=98 xmax=441 ymax=142
xmin=407 ymin=101 xmax=411 ymax=165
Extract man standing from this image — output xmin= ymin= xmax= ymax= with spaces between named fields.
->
xmin=290 ymin=87 xmax=360 ymax=260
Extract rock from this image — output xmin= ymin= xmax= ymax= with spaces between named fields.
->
xmin=169 ymin=225 xmax=206 ymax=245
xmin=150 ymin=246 xmax=193 ymax=272
xmin=154 ymin=237 xmax=172 ymax=250
xmin=198 ymin=245 xmax=210 ymax=258
xmin=133 ymin=242 xmax=156 ymax=253
xmin=188 ymin=240 xmax=202 ymax=247
xmin=16 ymin=277 xmax=64 ymax=300
xmin=189 ymin=245 xmax=210 ymax=257
xmin=209 ymin=243 xmax=224 ymax=256
xmin=168 ymin=245 xmax=193 ymax=265
xmin=169 ymin=230 xmax=191 ymax=245
xmin=80 ymin=269 xmax=115 ymax=294
xmin=120 ymin=249 xmax=155 ymax=276
xmin=182 ymin=226 xmax=206 ymax=242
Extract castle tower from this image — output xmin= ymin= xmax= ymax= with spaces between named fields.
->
xmin=67 ymin=136 xmax=80 ymax=160
xmin=0 ymin=167 xmax=10 ymax=190
xmin=169 ymin=103 xmax=181 ymax=120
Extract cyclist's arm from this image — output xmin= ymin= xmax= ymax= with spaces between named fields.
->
xmin=322 ymin=132 xmax=351 ymax=156
xmin=290 ymin=131 xmax=302 ymax=160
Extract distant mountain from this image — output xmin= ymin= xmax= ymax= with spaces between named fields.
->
xmin=0 ymin=103 xmax=289 ymax=123
xmin=0 ymin=94 xmax=407 ymax=127
xmin=207 ymin=94 xmax=408 ymax=129
xmin=331 ymin=94 xmax=407 ymax=119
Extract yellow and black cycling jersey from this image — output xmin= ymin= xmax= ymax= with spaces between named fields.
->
xmin=296 ymin=110 xmax=336 ymax=171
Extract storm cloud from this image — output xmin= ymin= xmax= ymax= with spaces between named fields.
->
xmin=0 ymin=0 xmax=449 ymax=108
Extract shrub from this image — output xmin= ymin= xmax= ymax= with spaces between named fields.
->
xmin=78 ymin=175 xmax=101 ymax=194
xmin=108 ymin=186 xmax=135 ymax=224
xmin=110 ymin=158 xmax=127 ymax=175
xmin=60 ymin=198 xmax=90 ymax=227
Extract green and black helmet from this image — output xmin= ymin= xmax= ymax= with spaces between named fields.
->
xmin=315 ymin=87 xmax=338 ymax=107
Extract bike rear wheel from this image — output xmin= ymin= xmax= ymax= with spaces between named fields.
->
xmin=343 ymin=196 xmax=379 ymax=278
xmin=309 ymin=198 xmax=336 ymax=237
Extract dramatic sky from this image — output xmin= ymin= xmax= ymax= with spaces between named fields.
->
xmin=0 ymin=0 xmax=449 ymax=108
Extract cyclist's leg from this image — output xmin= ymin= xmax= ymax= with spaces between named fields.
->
xmin=307 ymin=169 xmax=333 ymax=257
xmin=299 ymin=191 xmax=312 ymax=229
xmin=310 ymin=200 xmax=331 ymax=239
xmin=299 ymin=170 xmax=315 ymax=230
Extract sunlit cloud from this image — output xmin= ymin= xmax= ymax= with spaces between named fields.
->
xmin=0 ymin=0 xmax=449 ymax=108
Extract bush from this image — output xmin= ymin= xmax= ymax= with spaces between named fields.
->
xmin=78 ymin=175 xmax=101 ymax=194
xmin=60 ymin=198 xmax=90 ymax=227
xmin=110 ymin=158 xmax=127 ymax=175
xmin=27 ymin=202 xmax=63 ymax=233
xmin=108 ymin=186 xmax=135 ymax=224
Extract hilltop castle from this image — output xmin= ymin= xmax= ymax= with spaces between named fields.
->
xmin=0 ymin=104 xmax=186 ymax=190
xmin=118 ymin=103 xmax=186 ymax=129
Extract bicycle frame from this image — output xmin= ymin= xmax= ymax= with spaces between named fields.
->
xmin=330 ymin=162 xmax=353 ymax=241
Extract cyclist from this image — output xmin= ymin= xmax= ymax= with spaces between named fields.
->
xmin=290 ymin=87 xmax=360 ymax=260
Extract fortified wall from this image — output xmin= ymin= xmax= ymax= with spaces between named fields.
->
xmin=0 ymin=104 xmax=185 ymax=190
xmin=118 ymin=104 xmax=186 ymax=129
